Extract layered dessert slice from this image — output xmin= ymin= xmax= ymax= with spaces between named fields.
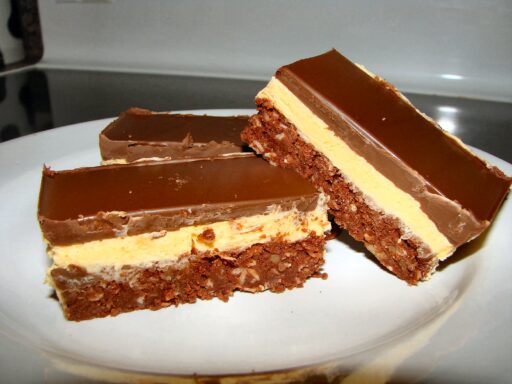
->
xmin=38 ymin=156 xmax=330 ymax=321
xmin=100 ymin=108 xmax=249 ymax=163
xmin=242 ymin=49 xmax=511 ymax=284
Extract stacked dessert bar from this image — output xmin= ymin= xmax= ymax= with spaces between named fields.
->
xmin=242 ymin=50 xmax=511 ymax=283
xmin=38 ymin=50 xmax=511 ymax=321
xmin=40 ymin=157 xmax=329 ymax=321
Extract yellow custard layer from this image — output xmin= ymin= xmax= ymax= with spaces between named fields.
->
xmin=258 ymin=77 xmax=454 ymax=260
xmin=48 ymin=198 xmax=330 ymax=272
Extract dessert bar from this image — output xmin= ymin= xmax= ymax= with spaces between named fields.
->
xmin=38 ymin=156 xmax=330 ymax=320
xmin=100 ymin=108 xmax=249 ymax=163
xmin=242 ymin=50 xmax=511 ymax=284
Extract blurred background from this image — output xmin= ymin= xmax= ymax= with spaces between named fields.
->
xmin=1 ymin=0 xmax=511 ymax=160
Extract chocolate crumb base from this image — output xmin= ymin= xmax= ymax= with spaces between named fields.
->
xmin=49 ymin=233 xmax=326 ymax=321
xmin=242 ymin=101 xmax=437 ymax=284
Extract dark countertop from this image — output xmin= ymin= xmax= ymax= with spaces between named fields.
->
xmin=1 ymin=68 xmax=511 ymax=163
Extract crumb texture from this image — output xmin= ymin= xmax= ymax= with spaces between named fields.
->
xmin=242 ymin=101 xmax=436 ymax=284
xmin=51 ymin=234 xmax=326 ymax=321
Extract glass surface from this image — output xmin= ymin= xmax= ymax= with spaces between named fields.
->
xmin=0 ymin=69 xmax=511 ymax=162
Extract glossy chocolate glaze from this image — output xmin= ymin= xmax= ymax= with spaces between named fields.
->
xmin=100 ymin=108 xmax=249 ymax=162
xmin=276 ymin=50 xmax=511 ymax=244
xmin=38 ymin=156 xmax=319 ymax=246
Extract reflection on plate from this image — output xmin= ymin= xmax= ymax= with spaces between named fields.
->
xmin=0 ymin=110 xmax=510 ymax=382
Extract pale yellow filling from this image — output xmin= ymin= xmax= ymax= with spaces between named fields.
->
xmin=101 ymin=158 xmax=168 ymax=165
xmin=101 ymin=159 xmax=128 ymax=165
xmin=258 ymin=77 xmax=454 ymax=260
xmin=102 ymin=153 xmax=247 ymax=165
xmin=48 ymin=199 xmax=330 ymax=273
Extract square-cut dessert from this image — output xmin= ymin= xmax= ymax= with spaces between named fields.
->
xmin=38 ymin=156 xmax=330 ymax=320
xmin=242 ymin=49 xmax=511 ymax=284
xmin=100 ymin=108 xmax=249 ymax=163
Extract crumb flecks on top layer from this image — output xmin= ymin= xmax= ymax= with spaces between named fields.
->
xmin=257 ymin=78 xmax=455 ymax=260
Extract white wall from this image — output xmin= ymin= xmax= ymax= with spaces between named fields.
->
xmin=38 ymin=0 xmax=512 ymax=102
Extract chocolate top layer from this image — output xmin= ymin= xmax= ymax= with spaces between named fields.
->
xmin=276 ymin=50 xmax=511 ymax=222
xmin=100 ymin=108 xmax=249 ymax=161
xmin=38 ymin=156 xmax=319 ymax=245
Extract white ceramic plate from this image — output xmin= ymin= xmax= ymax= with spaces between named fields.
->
xmin=0 ymin=110 xmax=510 ymax=382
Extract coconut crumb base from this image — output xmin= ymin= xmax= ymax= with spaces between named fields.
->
xmin=50 ymin=233 xmax=326 ymax=321
xmin=242 ymin=100 xmax=437 ymax=284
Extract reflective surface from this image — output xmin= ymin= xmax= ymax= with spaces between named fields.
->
xmin=0 ymin=69 xmax=511 ymax=162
